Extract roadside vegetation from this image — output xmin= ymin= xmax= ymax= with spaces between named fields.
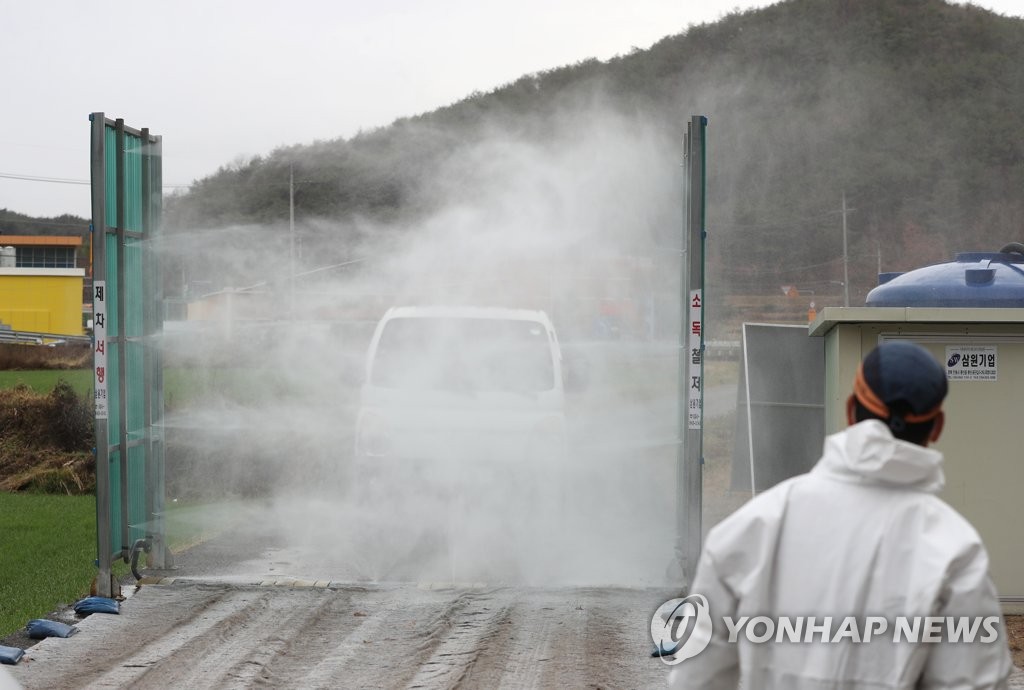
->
xmin=0 ymin=369 xmax=92 ymax=397
xmin=0 ymin=380 xmax=94 ymax=494
xmin=0 ymin=493 xmax=99 ymax=638
xmin=0 ymin=335 xmax=95 ymax=496
xmin=0 ymin=342 xmax=231 ymax=639
xmin=0 ymin=344 xmax=99 ymax=640
xmin=0 ymin=493 xmax=213 ymax=640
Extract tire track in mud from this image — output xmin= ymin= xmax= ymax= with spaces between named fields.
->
xmin=137 ymin=587 xmax=393 ymax=689
xmin=403 ymin=593 xmax=513 ymax=689
xmin=184 ymin=589 xmax=345 ymax=689
xmin=458 ymin=595 xmax=557 ymax=689
xmin=18 ymin=584 xmax=237 ymax=689
xmin=261 ymin=585 xmax=503 ymax=690
xmin=15 ymin=582 xmax=674 ymax=689
xmin=447 ymin=587 xmax=664 ymax=688
xmin=250 ymin=586 xmax=397 ymax=689
xmin=398 ymin=587 xmax=670 ymax=688
xmin=83 ymin=586 xmax=285 ymax=688
xmin=290 ymin=603 xmax=390 ymax=689
xmin=536 ymin=587 xmax=669 ymax=688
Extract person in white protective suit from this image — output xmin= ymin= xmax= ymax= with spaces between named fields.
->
xmin=668 ymin=340 xmax=1014 ymax=689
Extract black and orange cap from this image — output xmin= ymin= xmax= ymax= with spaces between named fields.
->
xmin=853 ymin=341 xmax=948 ymax=425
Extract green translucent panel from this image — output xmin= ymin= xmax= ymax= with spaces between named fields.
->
xmin=125 ymin=238 xmax=144 ymax=335
xmin=104 ymin=128 xmax=146 ymax=233
xmin=127 ymin=445 xmax=147 ymax=543
xmin=124 ymin=134 xmax=144 ymax=233
xmin=99 ymin=122 xmax=158 ymax=557
xmin=126 ymin=342 xmax=145 ymax=435
xmin=108 ymin=449 xmax=122 ymax=548
xmin=105 ymin=234 xmax=120 ymax=335
xmin=126 ymin=239 xmax=145 ymax=433
xmin=104 ymin=128 xmax=117 ymax=222
xmin=107 ymin=446 xmax=146 ymax=548
xmin=106 ymin=339 xmax=121 ymax=446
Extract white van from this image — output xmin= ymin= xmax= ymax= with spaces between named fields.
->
xmin=354 ymin=305 xmax=567 ymax=469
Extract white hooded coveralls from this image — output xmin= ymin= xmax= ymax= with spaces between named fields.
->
xmin=668 ymin=420 xmax=1013 ymax=689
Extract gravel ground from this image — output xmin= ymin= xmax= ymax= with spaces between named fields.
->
xmin=6 ymin=580 xmax=673 ymax=689
xmin=6 ymin=580 xmax=1020 ymax=689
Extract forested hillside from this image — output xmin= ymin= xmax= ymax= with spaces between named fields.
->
xmin=141 ymin=0 xmax=1024 ymax=311
xmin=0 ymin=209 xmax=88 ymax=236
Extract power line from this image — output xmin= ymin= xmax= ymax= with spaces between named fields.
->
xmin=0 ymin=172 xmax=89 ymax=186
xmin=0 ymin=169 xmax=346 ymax=191
xmin=0 ymin=171 xmax=190 ymax=189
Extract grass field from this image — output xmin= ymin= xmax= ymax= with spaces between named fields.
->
xmin=0 ymin=367 xmax=248 ymax=409
xmin=0 ymin=366 xmax=297 ymax=410
xmin=0 ymin=369 xmax=92 ymax=397
xmin=0 ymin=493 xmax=222 ymax=639
xmin=0 ymin=493 xmax=100 ymax=638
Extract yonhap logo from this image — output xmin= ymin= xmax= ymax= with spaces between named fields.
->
xmin=650 ymin=594 xmax=713 ymax=665
xmin=649 ymin=599 xmax=1002 ymax=662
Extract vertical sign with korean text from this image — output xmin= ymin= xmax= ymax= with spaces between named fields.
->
xmin=688 ymin=289 xmax=703 ymax=429
xmin=93 ymin=280 xmax=108 ymax=420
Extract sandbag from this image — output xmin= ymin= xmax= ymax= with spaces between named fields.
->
xmin=73 ymin=596 xmax=119 ymax=615
xmin=0 ymin=646 xmax=24 ymax=665
xmin=26 ymin=619 xmax=78 ymax=639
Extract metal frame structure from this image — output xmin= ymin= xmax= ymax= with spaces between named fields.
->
xmin=90 ymin=113 xmax=167 ymax=597
xmin=678 ymin=115 xmax=707 ymax=588
xmin=734 ymin=322 xmax=825 ymax=494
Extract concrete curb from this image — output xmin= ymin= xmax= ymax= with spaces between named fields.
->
xmin=136 ymin=576 xmax=336 ymax=588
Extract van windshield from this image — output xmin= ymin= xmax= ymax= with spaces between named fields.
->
xmin=371 ymin=317 xmax=556 ymax=393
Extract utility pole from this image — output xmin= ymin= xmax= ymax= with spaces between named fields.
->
xmin=840 ymin=192 xmax=857 ymax=307
xmin=842 ymin=191 xmax=850 ymax=307
xmin=289 ymin=164 xmax=295 ymax=318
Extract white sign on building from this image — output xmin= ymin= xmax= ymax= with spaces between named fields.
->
xmin=945 ymin=345 xmax=997 ymax=381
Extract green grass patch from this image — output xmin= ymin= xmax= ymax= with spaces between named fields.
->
xmin=0 ymin=367 xmax=259 ymax=409
xmin=0 ymin=493 xmax=226 ymax=638
xmin=162 ymin=498 xmax=250 ymax=553
xmin=0 ymin=365 xmax=346 ymax=411
xmin=0 ymin=370 xmax=92 ymax=397
xmin=0 ymin=493 xmax=103 ymax=638
xmin=163 ymin=366 xmax=268 ymax=409
xmin=163 ymin=365 xmax=344 ymax=410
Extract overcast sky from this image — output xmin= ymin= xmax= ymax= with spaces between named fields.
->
xmin=0 ymin=0 xmax=1020 ymax=220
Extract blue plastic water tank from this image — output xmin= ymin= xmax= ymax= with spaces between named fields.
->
xmin=865 ymin=244 xmax=1024 ymax=307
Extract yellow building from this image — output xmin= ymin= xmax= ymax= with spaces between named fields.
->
xmin=0 ymin=235 xmax=86 ymax=336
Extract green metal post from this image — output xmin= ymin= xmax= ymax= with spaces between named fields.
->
xmin=115 ymin=119 xmax=130 ymax=562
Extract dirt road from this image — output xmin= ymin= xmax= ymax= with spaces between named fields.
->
xmin=9 ymin=580 xmax=672 ymax=689
xmin=8 ymin=468 xmax=682 ymax=690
